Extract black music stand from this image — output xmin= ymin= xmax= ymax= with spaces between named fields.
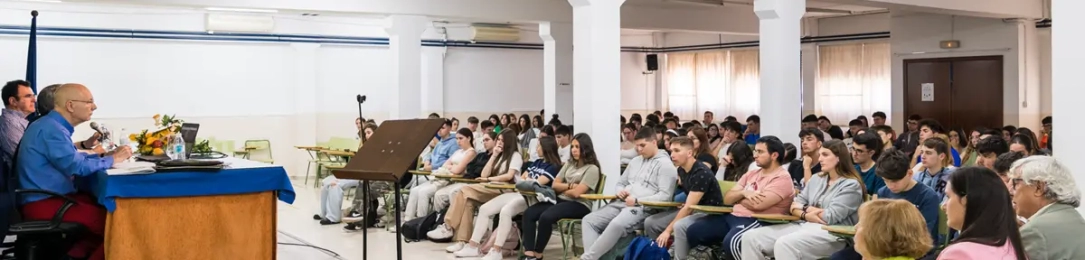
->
xmin=332 ymin=118 xmax=443 ymax=260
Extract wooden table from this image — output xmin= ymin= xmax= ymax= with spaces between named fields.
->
xmin=451 ymin=178 xmax=485 ymax=183
xmin=823 ymin=225 xmax=856 ymax=237
xmin=483 ymin=183 xmax=517 ymax=190
xmin=408 ymin=170 xmax=432 ymax=176
xmin=320 ymin=149 xmax=355 ymax=158
xmin=233 ymin=146 xmax=257 ymax=159
xmin=690 ymin=205 xmax=734 ymax=214
xmin=580 ymin=194 xmax=616 ymax=200
xmin=751 ymin=213 xmax=800 ymax=224
xmin=294 ymin=145 xmax=325 ymax=151
xmin=639 ymin=201 xmax=682 ymax=208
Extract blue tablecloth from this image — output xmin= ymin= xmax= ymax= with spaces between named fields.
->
xmin=94 ymin=162 xmax=296 ymax=212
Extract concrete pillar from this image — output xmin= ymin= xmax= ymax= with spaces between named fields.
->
xmin=421 ymin=47 xmax=446 ymax=117
xmin=755 ymin=0 xmax=805 ymax=145
xmin=570 ymin=0 xmax=624 ymax=194
xmin=571 ymin=2 xmax=592 ymax=128
xmin=291 ymin=43 xmax=319 ymax=177
xmin=1051 ymin=0 xmax=1085 ymax=215
xmin=384 ymin=15 xmax=430 ymax=119
xmin=540 ymin=22 xmax=574 ymax=121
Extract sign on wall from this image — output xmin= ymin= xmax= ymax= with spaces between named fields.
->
xmin=921 ymin=83 xmax=935 ymax=102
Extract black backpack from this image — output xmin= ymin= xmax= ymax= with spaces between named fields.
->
xmin=400 ymin=209 xmax=445 ymax=242
xmin=462 ymin=151 xmax=490 ymax=179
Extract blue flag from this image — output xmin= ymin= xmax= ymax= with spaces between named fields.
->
xmin=25 ymin=10 xmax=38 ymax=94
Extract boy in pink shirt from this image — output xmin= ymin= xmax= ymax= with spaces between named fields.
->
xmin=686 ymin=136 xmax=795 ymax=260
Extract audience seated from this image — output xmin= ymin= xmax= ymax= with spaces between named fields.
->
xmin=620 ymin=123 xmax=638 ymax=165
xmin=744 ymin=115 xmax=761 ymax=144
xmin=430 ymin=129 xmax=522 ymax=252
xmin=960 ymin=128 xmax=984 ymax=167
xmin=452 ymin=136 xmax=562 ymax=259
xmin=938 ymin=167 xmax=1027 ymax=260
xmin=1009 ymin=134 xmax=1041 ymax=156
xmin=742 ymin=140 xmax=864 ymax=260
xmin=1008 ymin=156 xmax=1085 ymax=260
xmin=831 ymin=148 xmax=941 ymax=260
xmin=1 ymin=80 xmax=37 ymax=168
xmin=517 ymin=114 xmax=537 ymax=149
xmin=521 ymin=133 xmax=601 ymax=260
xmin=973 ymin=135 xmax=1009 ymax=171
xmin=719 ymin=140 xmax=756 ymax=181
xmin=895 ymin=114 xmax=922 ymax=156
xmin=872 ymin=125 xmax=895 ymax=152
xmin=852 ymin=132 xmax=886 ymax=196
xmin=554 ymin=125 xmax=573 ymax=162
xmin=686 ymin=127 xmax=719 ymax=173
xmin=404 ymin=124 xmax=475 ymax=220
xmin=649 ymin=136 xmax=724 ymax=259
xmin=913 ymin=119 xmax=961 ymax=167
xmin=992 ymin=152 xmax=1026 ymax=196
xmin=687 ymin=136 xmax=795 ymax=259
xmin=430 ymin=128 xmax=480 ymax=214
xmin=913 ymin=138 xmax=956 ymax=198
xmin=315 ymin=122 xmax=380 ymax=225
xmin=852 ymin=200 xmax=934 ymax=260
xmin=18 ymin=83 xmax=133 ymax=260
xmin=788 ymin=128 xmax=825 ymax=188
xmin=580 ymin=127 xmax=677 ymax=260
xmin=712 ymin=121 xmax=743 ymax=175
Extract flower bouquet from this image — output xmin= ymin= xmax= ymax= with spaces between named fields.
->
xmin=129 ymin=114 xmax=183 ymax=156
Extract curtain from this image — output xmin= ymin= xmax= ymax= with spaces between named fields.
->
xmin=815 ymin=42 xmax=891 ymax=124
xmin=665 ymin=49 xmax=761 ymax=121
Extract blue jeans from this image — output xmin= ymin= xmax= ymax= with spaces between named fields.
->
xmin=686 ymin=214 xmax=760 ymax=260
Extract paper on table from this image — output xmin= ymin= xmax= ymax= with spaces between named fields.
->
xmin=107 ymin=161 xmax=157 ymax=175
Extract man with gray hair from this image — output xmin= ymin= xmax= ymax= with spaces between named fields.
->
xmin=1009 ymin=156 xmax=1085 ymax=260
xmin=26 ymin=83 xmax=60 ymax=122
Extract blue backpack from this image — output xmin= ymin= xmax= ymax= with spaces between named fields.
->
xmin=623 ymin=236 xmax=670 ymax=260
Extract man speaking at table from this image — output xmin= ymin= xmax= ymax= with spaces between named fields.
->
xmin=16 ymin=83 xmax=132 ymax=260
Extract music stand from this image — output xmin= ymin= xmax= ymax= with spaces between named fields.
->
xmin=332 ymin=118 xmax=444 ymax=260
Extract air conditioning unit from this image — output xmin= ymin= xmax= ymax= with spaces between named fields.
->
xmin=471 ymin=25 xmax=520 ymax=42
xmin=205 ymin=13 xmax=275 ymax=33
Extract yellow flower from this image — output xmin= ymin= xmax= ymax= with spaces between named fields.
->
xmin=128 ymin=133 xmax=138 ymax=141
xmin=152 ymin=148 xmax=164 ymax=155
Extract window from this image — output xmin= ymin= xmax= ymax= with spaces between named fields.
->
xmin=665 ymin=49 xmax=761 ymax=120
xmin=815 ymin=42 xmax=891 ymax=124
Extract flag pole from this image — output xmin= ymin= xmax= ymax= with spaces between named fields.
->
xmin=26 ymin=10 xmax=38 ymax=94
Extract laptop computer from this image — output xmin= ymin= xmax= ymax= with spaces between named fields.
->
xmin=180 ymin=123 xmax=200 ymax=158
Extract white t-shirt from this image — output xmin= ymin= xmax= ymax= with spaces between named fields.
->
xmin=559 ymin=145 xmax=571 ymax=163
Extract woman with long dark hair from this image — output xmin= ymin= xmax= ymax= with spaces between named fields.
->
xmin=741 ymin=140 xmax=865 ymax=259
xmin=961 ymin=127 xmax=984 ymax=167
xmin=521 ymin=133 xmax=601 ymax=260
xmin=517 ymin=114 xmax=537 ymax=148
xmin=687 ymin=127 xmax=719 ymax=172
xmin=1009 ymin=134 xmax=1039 ymax=156
xmin=452 ymin=136 xmax=563 ymax=259
xmin=488 ymin=114 xmax=502 ymax=133
xmin=938 ymin=167 xmax=1027 ymax=260
xmin=1013 ymin=128 xmax=1046 ymax=155
xmin=620 ymin=123 xmax=638 ymax=164
xmin=721 ymin=140 xmax=755 ymax=181
xmin=707 ymin=124 xmax=723 ymax=151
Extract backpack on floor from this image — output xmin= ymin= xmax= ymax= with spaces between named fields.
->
xmin=623 ymin=236 xmax=670 ymax=260
xmin=479 ymin=222 xmax=520 ymax=257
xmin=400 ymin=209 xmax=443 ymax=242
xmin=687 ymin=245 xmax=722 ymax=260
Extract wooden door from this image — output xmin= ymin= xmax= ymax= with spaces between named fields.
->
xmin=904 ymin=60 xmax=953 ymax=128
xmin=903 ymin=56 xmax=1004 ymax=132
xmin=949 ymin=57 xmax=1003 ymax=132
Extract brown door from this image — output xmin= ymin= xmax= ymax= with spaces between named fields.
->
xmin=904 ymin=56 xmax=1003 ymax=133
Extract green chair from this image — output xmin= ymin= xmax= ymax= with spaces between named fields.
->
xmin=303 ymin=140 xmax=333 ymax=185
xmin=557 ymin=174 xmax=608 ymax=260
xmin=243 ymin=140 xmax=274 ymax=164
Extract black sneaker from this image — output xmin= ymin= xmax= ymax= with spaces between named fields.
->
xmin=319 ymin=219 xmax=341 ymax=225
xmin=343 ymin=223 xmax=362 ymax=232
xmin=312 ymin=214 xmax=322 ymax=220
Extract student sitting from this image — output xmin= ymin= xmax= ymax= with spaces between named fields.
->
xmin=580 ymin=127 xmax=678 ymax=260
xmin=789 ymin=128 xmax=825 ymax=188
xmin=830 ymin=148 xmax=941 ymax=260
xmin=621 ymin=123 xmax=638 ymax=165
xmin=315 ymin=122 xmax=377 ymax=225
xmin=651 ymin=137 xmax=725 ymax=259
xmin=404 ymin=120 xmax=461 ymax=219
xmin=404 ymin=126 xmax=476 ymax=220
xmin=972 ymin=135 xmax=1008 ymax=171
xmin=742 ymin=140 xmax=865 ymax=260
xmin=685 ymin=136 xmax=795 ymax=259
xmin=852 ymin=200 xmax=934 ymax=260
xmin=452 ymin=136 xmax=562 ymax=259
xmin=1009 ymin=156 xmax=1085 ymax=260
xmin=851 ymin=132 xmax=886 ymax=196
xmin=430 ymin=130 xmax=523 ymax=252
xmin=521 ymin=133 xmax=601 ymax=260
xmin=913 ymin=138 xmax=956 ymax=198
xmin=938 ymin=167 xmax=1028 ymax=260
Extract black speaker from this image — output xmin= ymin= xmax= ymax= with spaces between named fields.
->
xmin=646 ymin=54 xmax=658 ymax=71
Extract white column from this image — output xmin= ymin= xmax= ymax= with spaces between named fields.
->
xmin=384 ymin=15 xmax=430 ymax=119
xmin=1051 ymin=0 xmax=1085 ymax=215
xmin=570 ymin=0 xmax=625 ymax=194
xmin=571 ymin=2 xmax=593 ymax=128
xmin=540 ymin=22 xmax=574 ymax=120
xmin=421 ymin=47 xmax=446 ymax=117
xmin=291 ymin=43 xmax=320 ymax=177
xmin=755 ymin=0 xmax=805 ymax=145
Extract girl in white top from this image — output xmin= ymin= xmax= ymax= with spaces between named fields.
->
xmin=405 ymin=128 xmax=477 ymax=220
xmin=620 ymin=123 xmax=638 ymax=164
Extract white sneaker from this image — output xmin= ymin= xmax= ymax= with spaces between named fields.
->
xmin=444 ymin=241 xmax=465 ymax=253
xmin=428 ymin=224 xmax=454 ymax=241
xmin=452 ymin=245 xmax=481 ymax=257
xmin=481 ymin=249 xmax=505 ymax=260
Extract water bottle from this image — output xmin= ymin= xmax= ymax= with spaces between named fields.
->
xmin=168 ymin=132 xmax=187 ymax=160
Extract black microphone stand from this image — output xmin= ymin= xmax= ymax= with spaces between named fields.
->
xmin=355 ymin=95 xmax=372 ymax=260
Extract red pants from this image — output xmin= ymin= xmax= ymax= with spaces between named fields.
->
xmin=21 ymin=192 xmax=106 ymax=260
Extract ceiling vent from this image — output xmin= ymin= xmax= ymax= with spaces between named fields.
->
xmin=205 ymin=13 xmax=275 ymax=33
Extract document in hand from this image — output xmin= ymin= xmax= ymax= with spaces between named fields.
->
xmin=107 ymin=161 xmax=157 ymax=175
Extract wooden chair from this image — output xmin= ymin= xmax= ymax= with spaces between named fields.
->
xmin=556 ymin=174 xmax=608 ymax=260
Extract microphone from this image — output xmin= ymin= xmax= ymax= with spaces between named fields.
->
xmin=356 ymin=95 xmax=367 ymax=104
xmin=89 ymin=122 xmax=113 ymax=145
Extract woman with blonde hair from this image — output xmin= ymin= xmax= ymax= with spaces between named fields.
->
xmin=854 ymin=200 xmax=933 ymax=260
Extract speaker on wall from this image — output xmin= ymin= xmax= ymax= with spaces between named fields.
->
xmin=646 ymin=54 xmax=658 ymax=71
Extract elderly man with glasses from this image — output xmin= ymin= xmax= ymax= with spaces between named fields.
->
xmin=1009 ymin=156 xmax=1085 ymax=260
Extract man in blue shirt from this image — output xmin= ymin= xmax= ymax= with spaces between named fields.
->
xmin=423 ymin=119 xmax=457 ymax=171
xmin=830 ymin=148 xmax=942 ymax=260
xmin=744 ymin=115 xmax=761 ymax=144
xmin=18 ymin=84 xmax=131 ymax=260
xmin=851 ymin=132 xmax=885 ymax=195
xmin=0 ymin=80 xmax=36 ymax=172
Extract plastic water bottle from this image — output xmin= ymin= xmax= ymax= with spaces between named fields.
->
xmin=168 ymin=132 xmax=186 ymax=160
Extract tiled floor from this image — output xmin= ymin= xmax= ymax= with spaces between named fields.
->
xmin=276 ymin=180 xmax=570 ymax=260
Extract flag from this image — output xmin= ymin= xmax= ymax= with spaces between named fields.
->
xmin=25 ymin=10 xmax=38 ymax=94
